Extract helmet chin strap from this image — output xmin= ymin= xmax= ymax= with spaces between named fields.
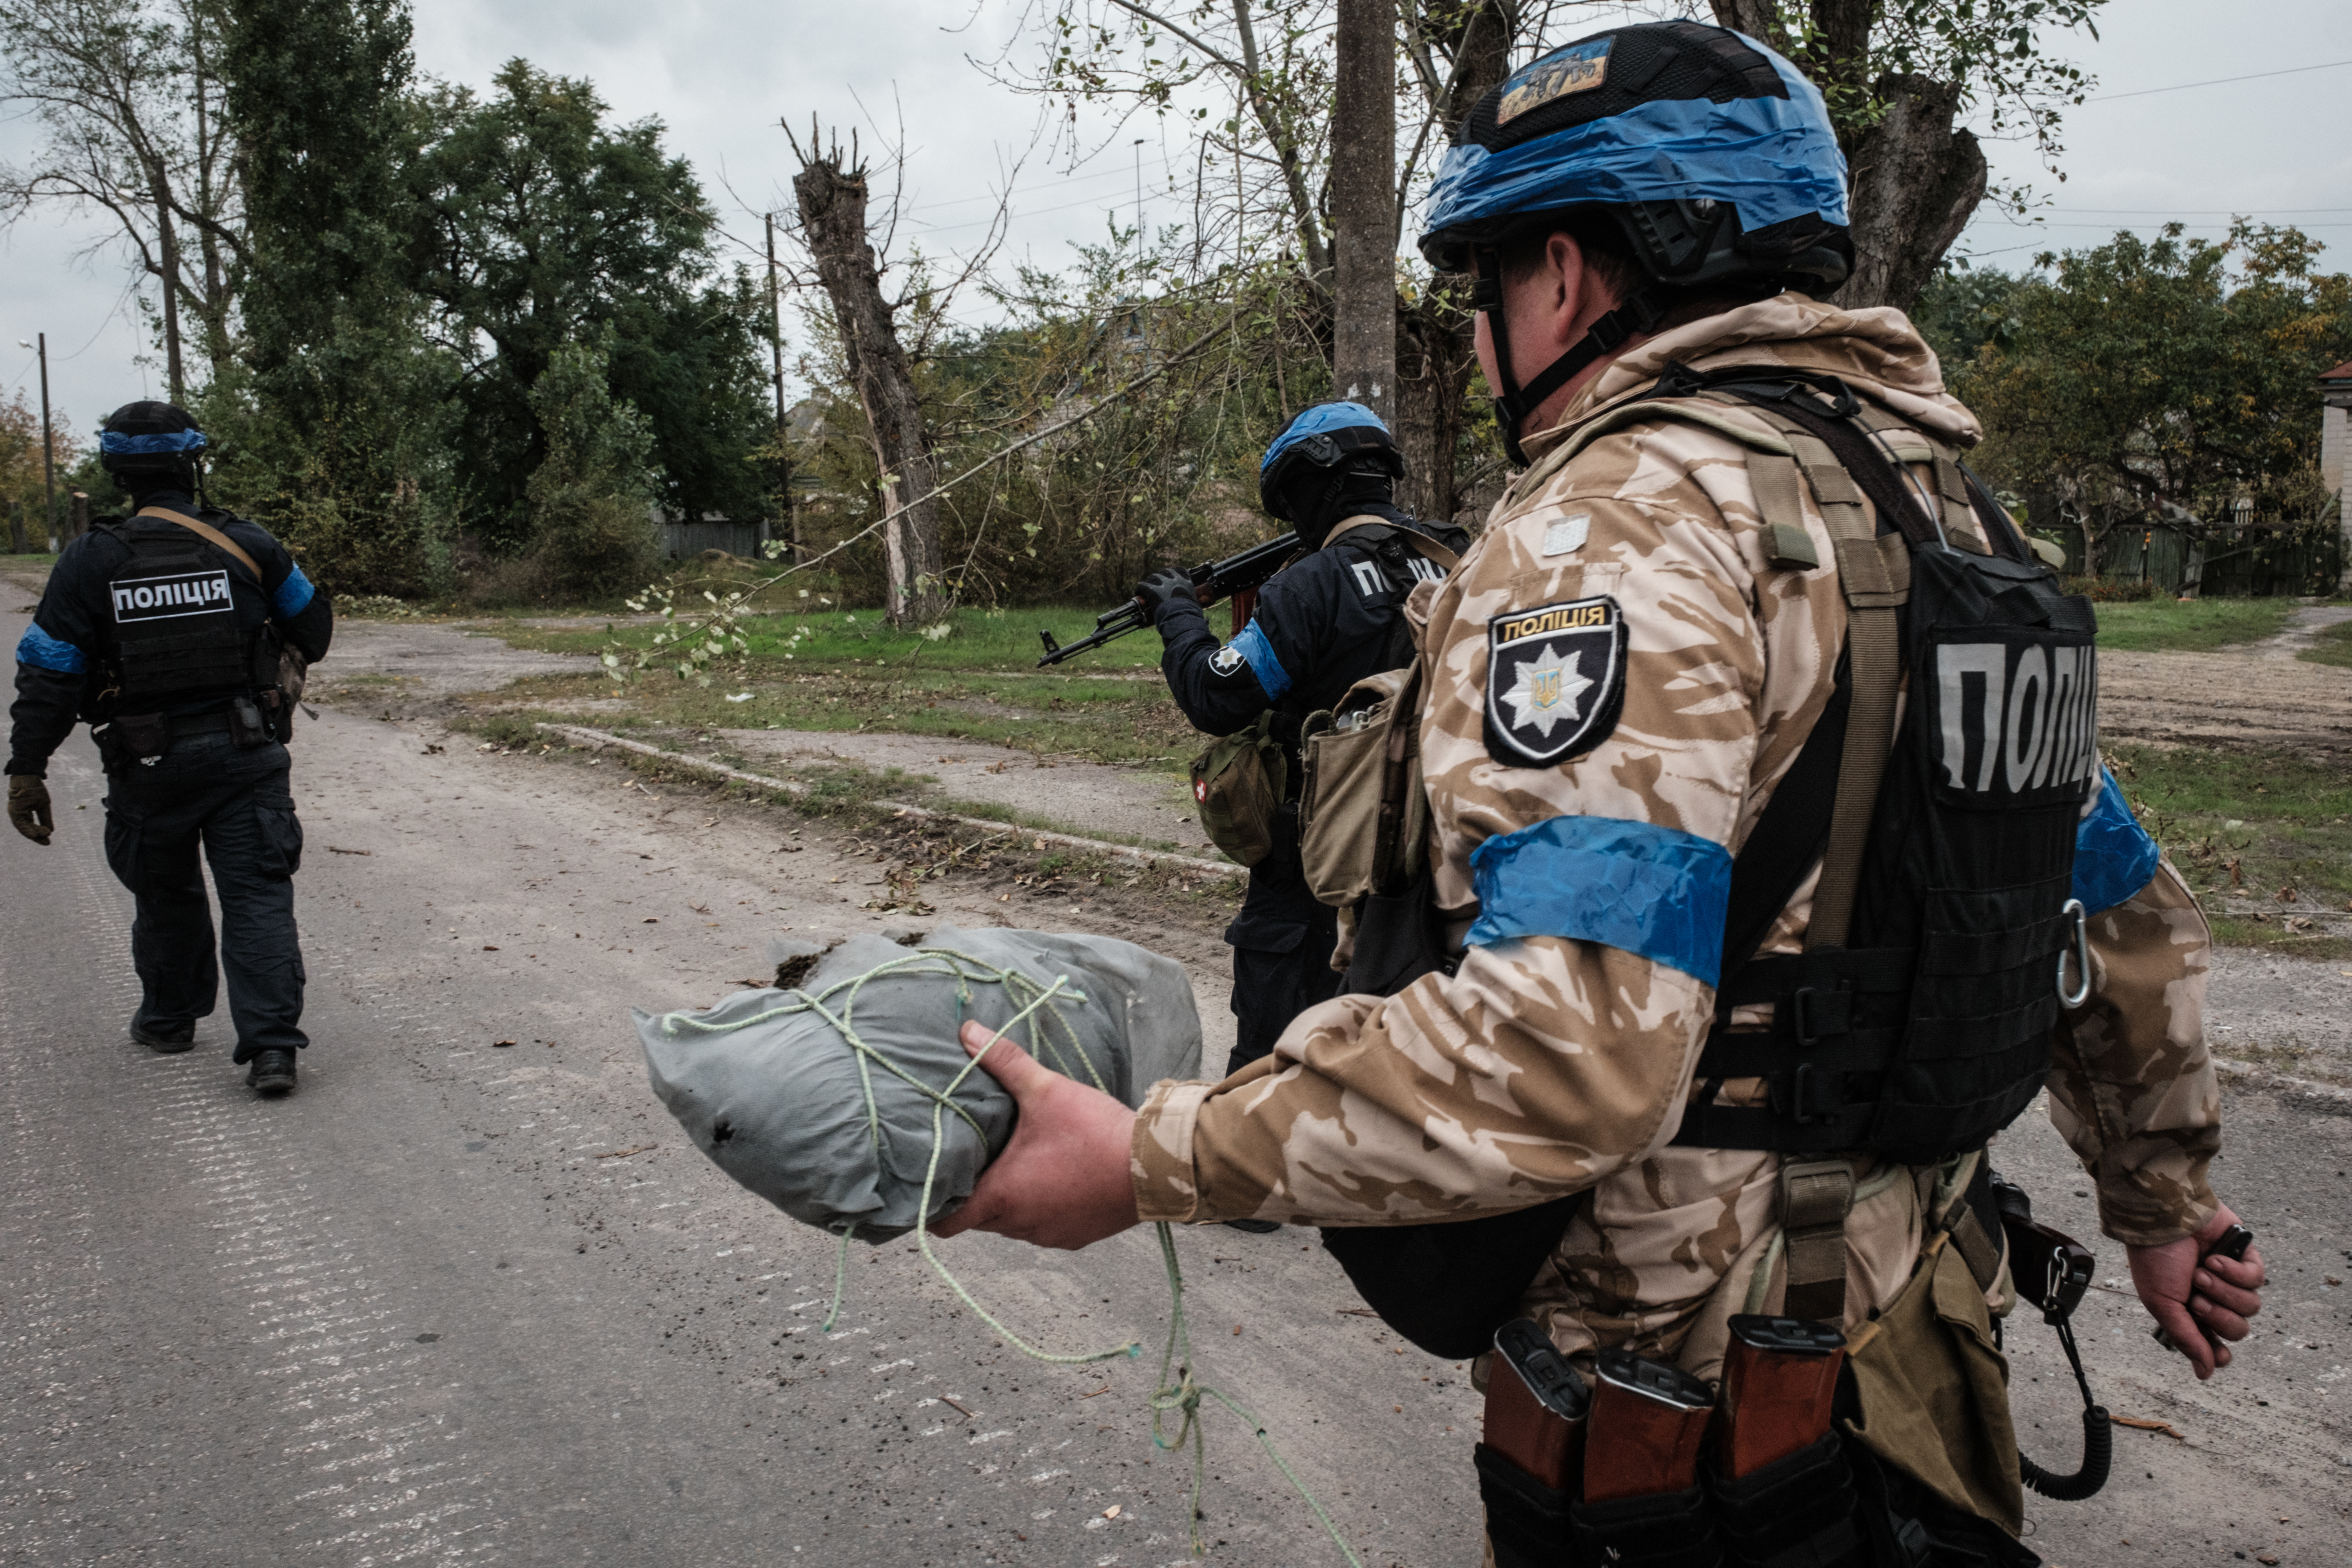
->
xmin=1475 ymin=249 xmax=1665 ymax=467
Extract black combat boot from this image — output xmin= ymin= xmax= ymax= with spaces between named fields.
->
xmin=245 ymin=1049 xmax=298 ymax=1096
xmin=131 ymin=1018 xmax=196 ymax=1054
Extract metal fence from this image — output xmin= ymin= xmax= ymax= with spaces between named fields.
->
xmin=2031 ymin=518 xmax=2343 ymax=597
xmin=659 ymin=519 xmax=764 ymax=560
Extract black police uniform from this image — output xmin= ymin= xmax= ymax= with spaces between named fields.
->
xmin=7 ymin=492 xmax=334 ymax=1061
xmin=1154 ymin=501 xmax=1456 ymax=1071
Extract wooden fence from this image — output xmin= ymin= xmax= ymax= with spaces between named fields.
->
xmin=2029 ymin=517 xmax=2343 ymax=597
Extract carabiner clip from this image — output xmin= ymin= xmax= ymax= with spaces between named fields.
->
xmin=2055 ymin=898 xmax=2092 ymax=1008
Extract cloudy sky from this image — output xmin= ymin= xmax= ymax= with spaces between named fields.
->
xmin=5 ymin=0 xmax=2349 ymax=438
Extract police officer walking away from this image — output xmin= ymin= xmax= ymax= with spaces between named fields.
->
xmin=1137 ymin=402 xmax=1465 ymax=1228
xmin=6 ymin=401 xmax=332 ymax=1096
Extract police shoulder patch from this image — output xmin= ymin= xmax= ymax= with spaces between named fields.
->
xmin=1484 ymin=594 xmax=1627 ymax=768
xmin=1209 ymin=644 xmax=1246 ymax=677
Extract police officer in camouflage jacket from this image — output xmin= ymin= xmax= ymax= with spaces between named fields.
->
xmin=6 ymin=402 xmax=333 ymax=1096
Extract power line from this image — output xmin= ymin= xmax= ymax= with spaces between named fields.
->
xmin=2086 ymin=57 xmax=2352 ymax=102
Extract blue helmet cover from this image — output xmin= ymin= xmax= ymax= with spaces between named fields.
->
xmin=1260 ymin=400 xmax=1391 ymax=474
xmin=100 ymin=428 xmax=208 ymax=456
xmin=1421 ymin=33 xmax=1848 ymax=251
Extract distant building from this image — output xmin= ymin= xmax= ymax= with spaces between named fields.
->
xmin=2323 ymin=360 xmax=2352 ymax=593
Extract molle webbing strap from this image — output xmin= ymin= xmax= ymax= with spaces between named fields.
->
xmin=1778 ymin=1158 xmax=1856 ymax=1324
xmin=1731 ymin=414 xmax=1906 ymax=952
xmin=135 ymin=505 xmax=261 ymax=581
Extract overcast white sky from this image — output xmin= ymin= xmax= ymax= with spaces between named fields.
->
xmin=5 ymin=0 xmax=2350 ymax=439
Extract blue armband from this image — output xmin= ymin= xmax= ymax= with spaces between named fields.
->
xmin=272 ymin=563 xmax=316 ymax=618
xmin=1229 ymin=620 xmax=1291 ymax=700
xmin=15 ymin=623 xmax=85 ymax=675
xmin=1466 ymin=815 xmax=1733 ymax=985
xmin=2071 ymin=768 xmax=2161 ymax=915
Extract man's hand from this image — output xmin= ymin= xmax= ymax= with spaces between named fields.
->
xmin=2127 ymin=1202 xmax=2265 ymax=1380
xmin=7 ymin=774 xmax=53 ymax=845
xmin=931 ymin=1019 xmax=1140 ymax=1250
xmin=1134 ymin=567 xmax=1197 ymax=622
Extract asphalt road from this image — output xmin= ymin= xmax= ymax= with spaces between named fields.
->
xmin=2 ymin=601 xmax=2346 ymax=1567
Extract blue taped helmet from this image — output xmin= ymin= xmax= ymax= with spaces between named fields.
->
xmin=98 ymin=401 xmax=207 ymax=482
xmin=1418 ymin=21 xmax=1853 ymax=464
xmin=1258 ymin=401 xmax=1404 ymax=522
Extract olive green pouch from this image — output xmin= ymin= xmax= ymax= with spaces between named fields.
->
xmin=1841 ymin=1231 xmax=2025 ymax=1537
xmin=1189 ymin=711 xmax=1288 ymax=867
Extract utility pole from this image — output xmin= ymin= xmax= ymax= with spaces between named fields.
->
xmin=1330 ymin=0 xmax=1397 ymax=424
xmin=765 ymin=211 xmax=799 ymax=562
xmin=34 ymin=334 xmax=56 ymax=553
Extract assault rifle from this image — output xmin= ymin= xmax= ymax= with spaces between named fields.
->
xmin=1036 ymin=533 xmax=1299 ymax=667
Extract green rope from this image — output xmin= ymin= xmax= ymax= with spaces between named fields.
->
xmin=656 ymin=950 xmax=1365 ymax=1566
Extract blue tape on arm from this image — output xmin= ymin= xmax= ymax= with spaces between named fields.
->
xmin=2072 ymin=768 xmax=2162 ymax=915
xmin=15 ymin=623 xmax=86 ymax=675
xmin=1466 ymin=815 xmax=1733 ymax=985
xmin=272 ymin=562 xmax=316 ymax=618
xmin=1229 ymin=621 xmax=1291 ymax=701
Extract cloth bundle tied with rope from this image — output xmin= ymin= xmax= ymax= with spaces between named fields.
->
xmin=637 ymin=927 xmax=1201 ymax=1240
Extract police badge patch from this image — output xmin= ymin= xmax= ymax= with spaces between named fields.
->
xmin=1209 ymin=645 xmax=1246 ymax=677
xmin=1484 ymin=595 xmax=1626 ymax=767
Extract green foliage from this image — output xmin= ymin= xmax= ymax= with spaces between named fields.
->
xmin=214 ymin=0 xmax=453 ymax=596
xmin=1912 ymin=262 xmax=2025 ymax=375
xmin=410 ymin=60 xmax=769 ymax=548
xmin=1960 ymin=223 xmax=2352 ymax=548
xmin=523 ymin=335 xmax=660 ymax=597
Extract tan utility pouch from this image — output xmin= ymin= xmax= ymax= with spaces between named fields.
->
xmin=1298 ymin=659 xmax=1426 ymax=909
xmin=1189 ymin=711 xmax=1288 ymax=867
xmin=1840 ymin=1229 xmax=2026 ymax=1537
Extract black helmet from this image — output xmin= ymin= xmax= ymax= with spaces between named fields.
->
xmin=1418 ymin=21 xmax=1854 ymax=463
xmin=98 ymin=401 xmax=207 ymax=487
xmin=1258 ymin=401 xmax=1405 ymax=522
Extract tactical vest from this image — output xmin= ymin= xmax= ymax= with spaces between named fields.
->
xmin=1620 ymin=368 xmax=2095 ymax=1165
xmin=98 ymin=510 xmax=256 ymax=710
xmin=1320 ymin=515 xmax=1463 ymax=673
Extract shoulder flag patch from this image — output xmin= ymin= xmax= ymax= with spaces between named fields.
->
xmin=1485 ymin=595 xmax=1626 ymax=768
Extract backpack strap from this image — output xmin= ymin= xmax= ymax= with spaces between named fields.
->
xmin=135 ymin=504 xmax=263 ymax=582
xmin=1321 ymin=515 xmax=1463 ymax=573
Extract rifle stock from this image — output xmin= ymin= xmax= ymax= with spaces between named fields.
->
xmin=1036 ymin=534 xmax=1298 ymax=666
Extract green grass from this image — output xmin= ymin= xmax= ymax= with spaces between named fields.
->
xmin=2298 ymin=619 xmax=2352 ymax=668
xmin=2112 ymin=743 xmax=2352 ymax=954
xmin=2090 ymin=597 xmax=2296 ymax=653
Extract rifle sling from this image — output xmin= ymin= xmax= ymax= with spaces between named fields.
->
xmin=134 ymin=504 xmax=264 ymax=582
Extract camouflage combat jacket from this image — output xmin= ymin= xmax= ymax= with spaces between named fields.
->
xmin=1129 ymin=293 xmax=2222 ymax=1366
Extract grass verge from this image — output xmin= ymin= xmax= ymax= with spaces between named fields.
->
xmin=2111 ymin=742 xmax=2352 ymax=956
xmin=2090 ymin=597 xmax=2297 ymax=653
xmin=2298 ymin=619 xmax=2352 ymax=668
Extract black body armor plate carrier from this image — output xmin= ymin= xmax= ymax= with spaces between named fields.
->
xmin=100 ymin=514 xmax=252 ymax=708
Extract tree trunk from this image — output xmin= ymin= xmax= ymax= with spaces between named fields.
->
xmin=791 ymin=148 xmax=945 ymax=625
xmin=1330 ymin=0 xmax=1396 ymax=423
xmin=1392 ymin=0 xmax=1513 ymax=521
xmin=1837 ymin=73 xmax=1985 ymax=313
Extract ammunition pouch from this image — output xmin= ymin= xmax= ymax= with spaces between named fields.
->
xmin=1189 ymin=711 xmax=1290 ymax=867
xmin=1706 ymin=1434 xmax=1860 ymax=1568
xmin=1476 ymin=1444 xmax=1576 ymax=1568
xmin=1570 ymin=1487 xmax=1722 ymax=1568
xmin=1297 ymin=660 xmax=1425 ymax=908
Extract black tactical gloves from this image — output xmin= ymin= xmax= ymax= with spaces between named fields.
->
xmin=8 ymin=773 xmax=53 ymax=845
xmin=1135 ymin=566 xmax=1198 ymax=621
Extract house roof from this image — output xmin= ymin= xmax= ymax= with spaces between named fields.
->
xmin=2323 ymin=359 xmax=2352 ymax=381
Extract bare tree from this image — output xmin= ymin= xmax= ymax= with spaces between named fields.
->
xmin=0 ymin=0 xmax=246 ymax=399
xmin=789 ymin=127 xmax=947 ymax=626
xmin=1330 ymin=0 xmax=1397 ymax=422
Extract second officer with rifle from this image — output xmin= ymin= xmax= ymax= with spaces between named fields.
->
xmin=1137 ymin=403 xmax=1466 ymax=1159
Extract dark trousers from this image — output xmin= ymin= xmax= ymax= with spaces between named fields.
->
xmin=1224 ymin=811 xmax=1340 ymax=1073
xmin=102 ymin=731 xmax=308 ymax=1061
